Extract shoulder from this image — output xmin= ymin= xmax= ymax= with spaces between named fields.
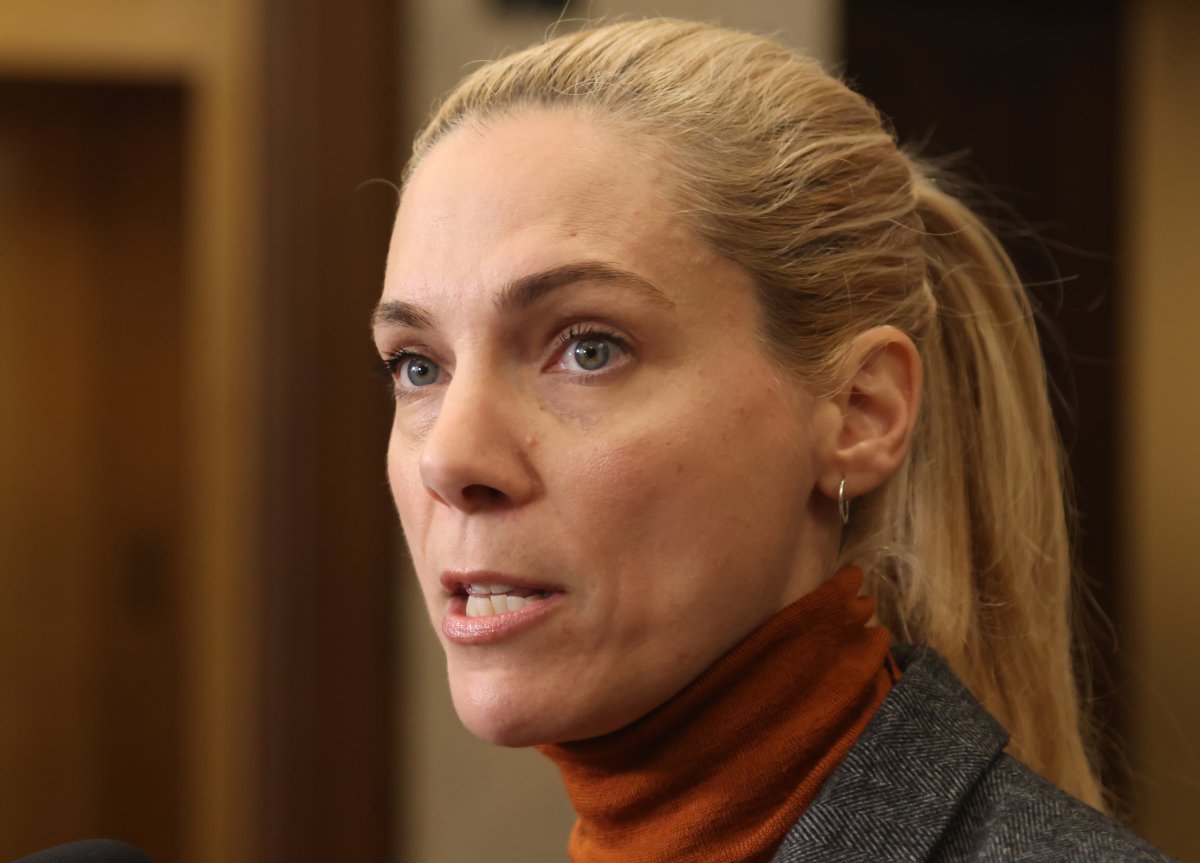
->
xmin=770 ymin=646 xmax=1176 ymax=863
xmin=939 ymin=751 xmax=1170 ymax=862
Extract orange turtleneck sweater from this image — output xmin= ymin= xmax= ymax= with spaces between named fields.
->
xmin=537 ymin=568 xmax=897 ymax=863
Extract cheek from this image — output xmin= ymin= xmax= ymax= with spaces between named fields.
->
xmin=557 ymin=390 xmax=804 ymax=568
xmin=386 ymin=435 xmax=430 ymax=553
xmin=552 ymin=410 xmax=748 ymax=554
xmin=385 ymin=435 xmax=409 ymax=512
xmin=535 ymin=433 xmax=678 ymax=605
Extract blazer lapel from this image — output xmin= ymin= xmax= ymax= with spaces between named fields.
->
xmin=770 ymin=646 xmax=1008 ymax=862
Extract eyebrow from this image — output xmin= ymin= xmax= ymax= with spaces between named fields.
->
xmin=371 ymin=260 xmax=674 ymax=330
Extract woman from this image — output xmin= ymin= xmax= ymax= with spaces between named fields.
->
xmin=372 ymin=19 xmax=1172 ymax=862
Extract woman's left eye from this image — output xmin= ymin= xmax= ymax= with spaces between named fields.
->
xmin=556 ymin=329 xmax=628 ymax=374
xmin=382 ymin=350 xmax=442 ymax=390
xmin=569 ymin=337 xmax=611 ymax=371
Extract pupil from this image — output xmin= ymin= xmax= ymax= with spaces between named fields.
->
xmin=574 ymin=339 xmax=610 ymax=371
xmin=406 ymin=358 xmax=438 ymax=386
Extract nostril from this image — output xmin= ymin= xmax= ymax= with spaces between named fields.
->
xmin=461 ymin=483 xmax=506 ymax=506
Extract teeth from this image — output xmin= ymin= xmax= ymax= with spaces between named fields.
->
xmin=462 ymin=592 xmax=543 ymax=617
xmin=465 ymin=583 xmax=514 ymax=595
xmin=465 ymin=595 xmax=490 ymax=617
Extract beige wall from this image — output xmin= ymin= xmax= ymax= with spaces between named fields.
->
xmin=395 ymin=5 xmax=839 ymax=861
xmin=404 ymin=0 xmax=839 ymax=133
xmin=1123 ymin=2 xmax=1200 ymax=860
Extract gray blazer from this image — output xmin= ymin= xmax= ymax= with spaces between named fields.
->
xmin=770 ymin=646 xmax=1177 ymax=862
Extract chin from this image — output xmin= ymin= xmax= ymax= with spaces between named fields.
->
xmin=463 ymin=716 xmax=545 ymax=748
xmin=450 ymin=682 xmax=555 ymax=747
xmin=448 ymin=665 xmax=628 ymax=747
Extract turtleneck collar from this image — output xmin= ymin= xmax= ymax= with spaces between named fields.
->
xmin=537 ymin=568 xmax=896 ymax=863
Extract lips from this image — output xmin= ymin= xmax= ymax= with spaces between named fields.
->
xmin=440 ymin=571 xmax=564 ymax=644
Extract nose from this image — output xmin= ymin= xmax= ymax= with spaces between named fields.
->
xmin=418 ymin=370 xmax=540 ymax=512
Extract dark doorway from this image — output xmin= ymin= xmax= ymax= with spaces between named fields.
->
xmin=845 ymin=0 xmax=1127 ymax=801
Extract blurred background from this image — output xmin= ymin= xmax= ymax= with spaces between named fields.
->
xmin=0 ymin=0 xmax=1196 ymax=860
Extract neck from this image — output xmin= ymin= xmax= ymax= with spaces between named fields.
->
xmin=537 ymin=569 xmax=896 ymax=863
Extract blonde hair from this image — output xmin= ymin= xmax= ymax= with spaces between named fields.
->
xmin=407 ymin=19 xmax=1103 ymax=807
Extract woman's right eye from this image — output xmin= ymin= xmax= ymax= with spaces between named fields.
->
xmin=386 ymin=352 xmax=441 ymax=388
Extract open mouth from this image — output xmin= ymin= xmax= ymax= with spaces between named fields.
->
xmin=440 ymin=575 xmax=565 ymax=644
xmin=460 ymin=582 xmax=557 ymax=617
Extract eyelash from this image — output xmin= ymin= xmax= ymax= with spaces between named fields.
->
xmin=377 ymin=349 xmax=434 ymax=401
xmin=554 ymin=323 xmax=629 ymax=356
xmin=381 ymin=349 xmax=420 ymax=378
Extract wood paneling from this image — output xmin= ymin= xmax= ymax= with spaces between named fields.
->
xmin=257 ymin=1 xmax=401 ymax=861
xmin=0 ymin=2 xmax=405 ymax=860
xmin=0 ymin=79 xmax=186 ymax=861
xmin=0 ymin=1 xmax=206 ymax=78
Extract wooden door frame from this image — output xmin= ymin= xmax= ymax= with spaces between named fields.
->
xmin=256 ymin=1 xmax=402 ymax=861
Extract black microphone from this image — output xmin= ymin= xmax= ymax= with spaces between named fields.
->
xmin=10 ymin=840 xmax=155 ymax=863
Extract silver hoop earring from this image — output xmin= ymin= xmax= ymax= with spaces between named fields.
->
xmin=838 ymin=478 xmax=851 ymax=525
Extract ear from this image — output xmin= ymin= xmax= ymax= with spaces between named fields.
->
xmin=815 ymin=326 xmax=923 ymax=508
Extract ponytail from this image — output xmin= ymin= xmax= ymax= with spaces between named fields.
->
xmin=843 ymin=167 xmax=1104 ymax=809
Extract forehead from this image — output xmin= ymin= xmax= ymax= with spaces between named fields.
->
xmin=384 ymin=110 xmax=714 ymax=304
